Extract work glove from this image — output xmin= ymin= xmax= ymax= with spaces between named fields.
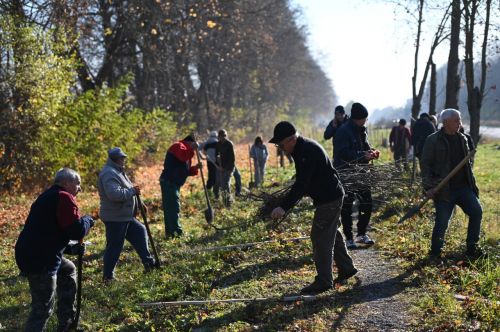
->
xmin=65 ymin=242 xmax=85 ymax=256
xmin=80 ymin=215 xmax=95 ymax=228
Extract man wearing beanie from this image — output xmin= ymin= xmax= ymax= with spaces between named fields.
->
xmin=269 ymin=121 xmax=357 ymax=295
xmin=334 ymin=102 xmax=380 ymax=249
xmin=324 ymin=105 xmax=349 ymax=157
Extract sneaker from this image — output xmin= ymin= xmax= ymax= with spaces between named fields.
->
xmin=355 ymin=234 xmax=375 ymax=245
xmin=346 ymin=239 xmax=357 ymax=249
xmin=300 ymin=280 xmax=332 ymax=295
xmin=334 ymin=268 xmax=358 ymax=285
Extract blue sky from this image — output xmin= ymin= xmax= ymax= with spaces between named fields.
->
xmin=291 ymin=0 xmax=452 ymax=110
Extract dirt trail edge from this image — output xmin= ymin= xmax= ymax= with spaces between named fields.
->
xmin=331 ymin=247 xmax=418 ymax=331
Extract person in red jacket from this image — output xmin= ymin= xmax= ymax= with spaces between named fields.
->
xmin=389 ymin=118 xmax=411 ymax=171
xmin=15 ymin=168 xmax=94 ymax=332
xmin=159 ymin=135 xmax=201 ymax=237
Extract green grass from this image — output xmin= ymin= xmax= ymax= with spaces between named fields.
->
xmin=0 ymin=140 xmax=498 ymax=331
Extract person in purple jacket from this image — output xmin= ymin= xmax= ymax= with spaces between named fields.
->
xmin=15 ymin=168 xmax=94 ymax=332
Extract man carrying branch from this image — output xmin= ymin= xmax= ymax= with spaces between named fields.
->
xmin=269 ymin=121 xmax=357 ymax=295
xmin=421 ymin=109 xmax=483 ymax=259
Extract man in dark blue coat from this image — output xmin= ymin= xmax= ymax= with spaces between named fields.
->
xmin=269 ymin=121 xmax=357 ymax=295
xmin=411 ymin=113 xmax=436 ymax=159
xmin=324 ymin=105 xmax=349 ymax=157
xmin=15 ymin=168 xmax=94 ymax=332
xmin=334 ymin=103 xmax=380 ymax=249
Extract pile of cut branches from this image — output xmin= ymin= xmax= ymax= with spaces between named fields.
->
xmin=248 ymin=162 xmax=415 ymax=222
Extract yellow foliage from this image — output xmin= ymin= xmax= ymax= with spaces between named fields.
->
xmin=207 ymin=20 xmax=217 ymax=28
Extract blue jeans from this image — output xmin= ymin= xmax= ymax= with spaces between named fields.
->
xmin=103 ymin=220 xmax=155 ymax=279
xmin=431 ymin=186 xmax=482 ymax=255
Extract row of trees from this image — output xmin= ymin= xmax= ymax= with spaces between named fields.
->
xmin=0 ymin=0 xmax=336 ymax=190
xmin=408 ymin=0 xmax=497 ymax=144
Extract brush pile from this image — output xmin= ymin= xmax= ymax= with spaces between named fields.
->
xmin=248 ymin=162 xmax=415 ymax=220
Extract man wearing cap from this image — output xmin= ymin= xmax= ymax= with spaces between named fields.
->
xmin=334 ymin=102 xmax=380 ymax=249
xmin=98 ymin=147 xmax=157 ymax=282
xmin=269 ymin=121 xmax=357 ymax=295
xmin=389 ymin=118 xmax=412 ymax=170
xmin=324 ymin=105 xmax=349 ymax=157
xmin=215 ymin=129 xmax=236 ymax=206
xmin=160 ymin=135 xmax=201 ymax=237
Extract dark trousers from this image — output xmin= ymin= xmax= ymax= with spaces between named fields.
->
xmin=103 ymin=220 xmax=155 ymax=279
xmin=160 ymin=178 xmax=182 ymax=236
xmin=312 ymin=198 xmax=356 ymax=286
xmin=24 ymin=257 xmax=76 ymax=332
xmin=431 ymin=186 xmax=482 ymax=255
xmin=233 ymin=167 xmax=242 ymax=195
xmin=206 ymin=161 xmax=217 ymax=190
xmin=341 ymin=190 xmax=373 ymax=241
xmin=394 ymin=146 xmax=408 ymax=170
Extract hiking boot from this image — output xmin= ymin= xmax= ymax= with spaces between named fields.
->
xmin=300 ymin=280 xmax=332 ymax=295
xmin=103 ymin=276 xmax=117 ymax=285
xmin=355 ymin=234 xmax=375 ymax=245
xmin=144 ymin=260 xmax=160 ymax=273
xmin=334 ymin=268 xmax=358 ymax=285
xmin=465 ymin=245 xmax=486 ymax=259
xmin=426 ymin=251 xmax=443 ymax=265
xmin=346 ymin=239 xmax=357 ymax=249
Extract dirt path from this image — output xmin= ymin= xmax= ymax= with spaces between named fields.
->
xmin=331 ymin=247 xmax=418 ymax=331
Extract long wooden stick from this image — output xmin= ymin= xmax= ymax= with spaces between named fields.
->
xmin=399 ymin=149 xmax=476 ymax=223
xmin=139 ymin=294 xmax=321 ymax=308
xmin=195 ymin=150 xmax=214 ymax=224
xmin=137 ymin=195 xmax=161 ymax=265
xmin=190 ymin=236 xmax=309 ymax=253
xmin=70 ymin=240 xmax=84 ymax=329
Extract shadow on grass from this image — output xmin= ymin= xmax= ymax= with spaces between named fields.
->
xmin=211 ymin=254 xmax=312 ymax=289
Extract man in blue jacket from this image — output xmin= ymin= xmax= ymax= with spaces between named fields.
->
xmin=269 ymin=121 xmax=357 ymax=295
xmin=15 ymin=168 xmax=94 ymax=332
xmin=334 ymin=103 xmax=380 ymax=249
xmin=324 ymin=105 xmax=349 ymax=157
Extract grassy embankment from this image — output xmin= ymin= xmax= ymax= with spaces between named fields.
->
xmin=0 ymin=136 xmax=498 ymax=331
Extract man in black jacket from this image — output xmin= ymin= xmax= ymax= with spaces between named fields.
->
xmin=269 ymin=121 xmax=357 ymax=295
xmin=324 ymin=105 xmax=349 ymax=157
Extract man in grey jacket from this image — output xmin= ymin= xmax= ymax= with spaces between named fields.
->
xmin=98 ymin=147 xmax=157 ymax=282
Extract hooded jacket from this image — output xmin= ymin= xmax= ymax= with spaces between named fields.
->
xmin=98 ymin=159 xmax=138 ymax=222
xmin=160 ymin=140 xmax=199 ymax=187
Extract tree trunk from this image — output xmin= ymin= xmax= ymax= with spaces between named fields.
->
xmin=445 ymin=0 xmax=461 ymax=110
xmin=429 ymin=60 xmax=437 ymax=115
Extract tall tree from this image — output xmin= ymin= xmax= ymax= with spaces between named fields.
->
xmin=411 ymin=1 xmax=451 ymax=121
xmin=462 ymin=0 xmax=492 ymax=144
xmin=444 ymin=0 xmax=461 ymax=109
